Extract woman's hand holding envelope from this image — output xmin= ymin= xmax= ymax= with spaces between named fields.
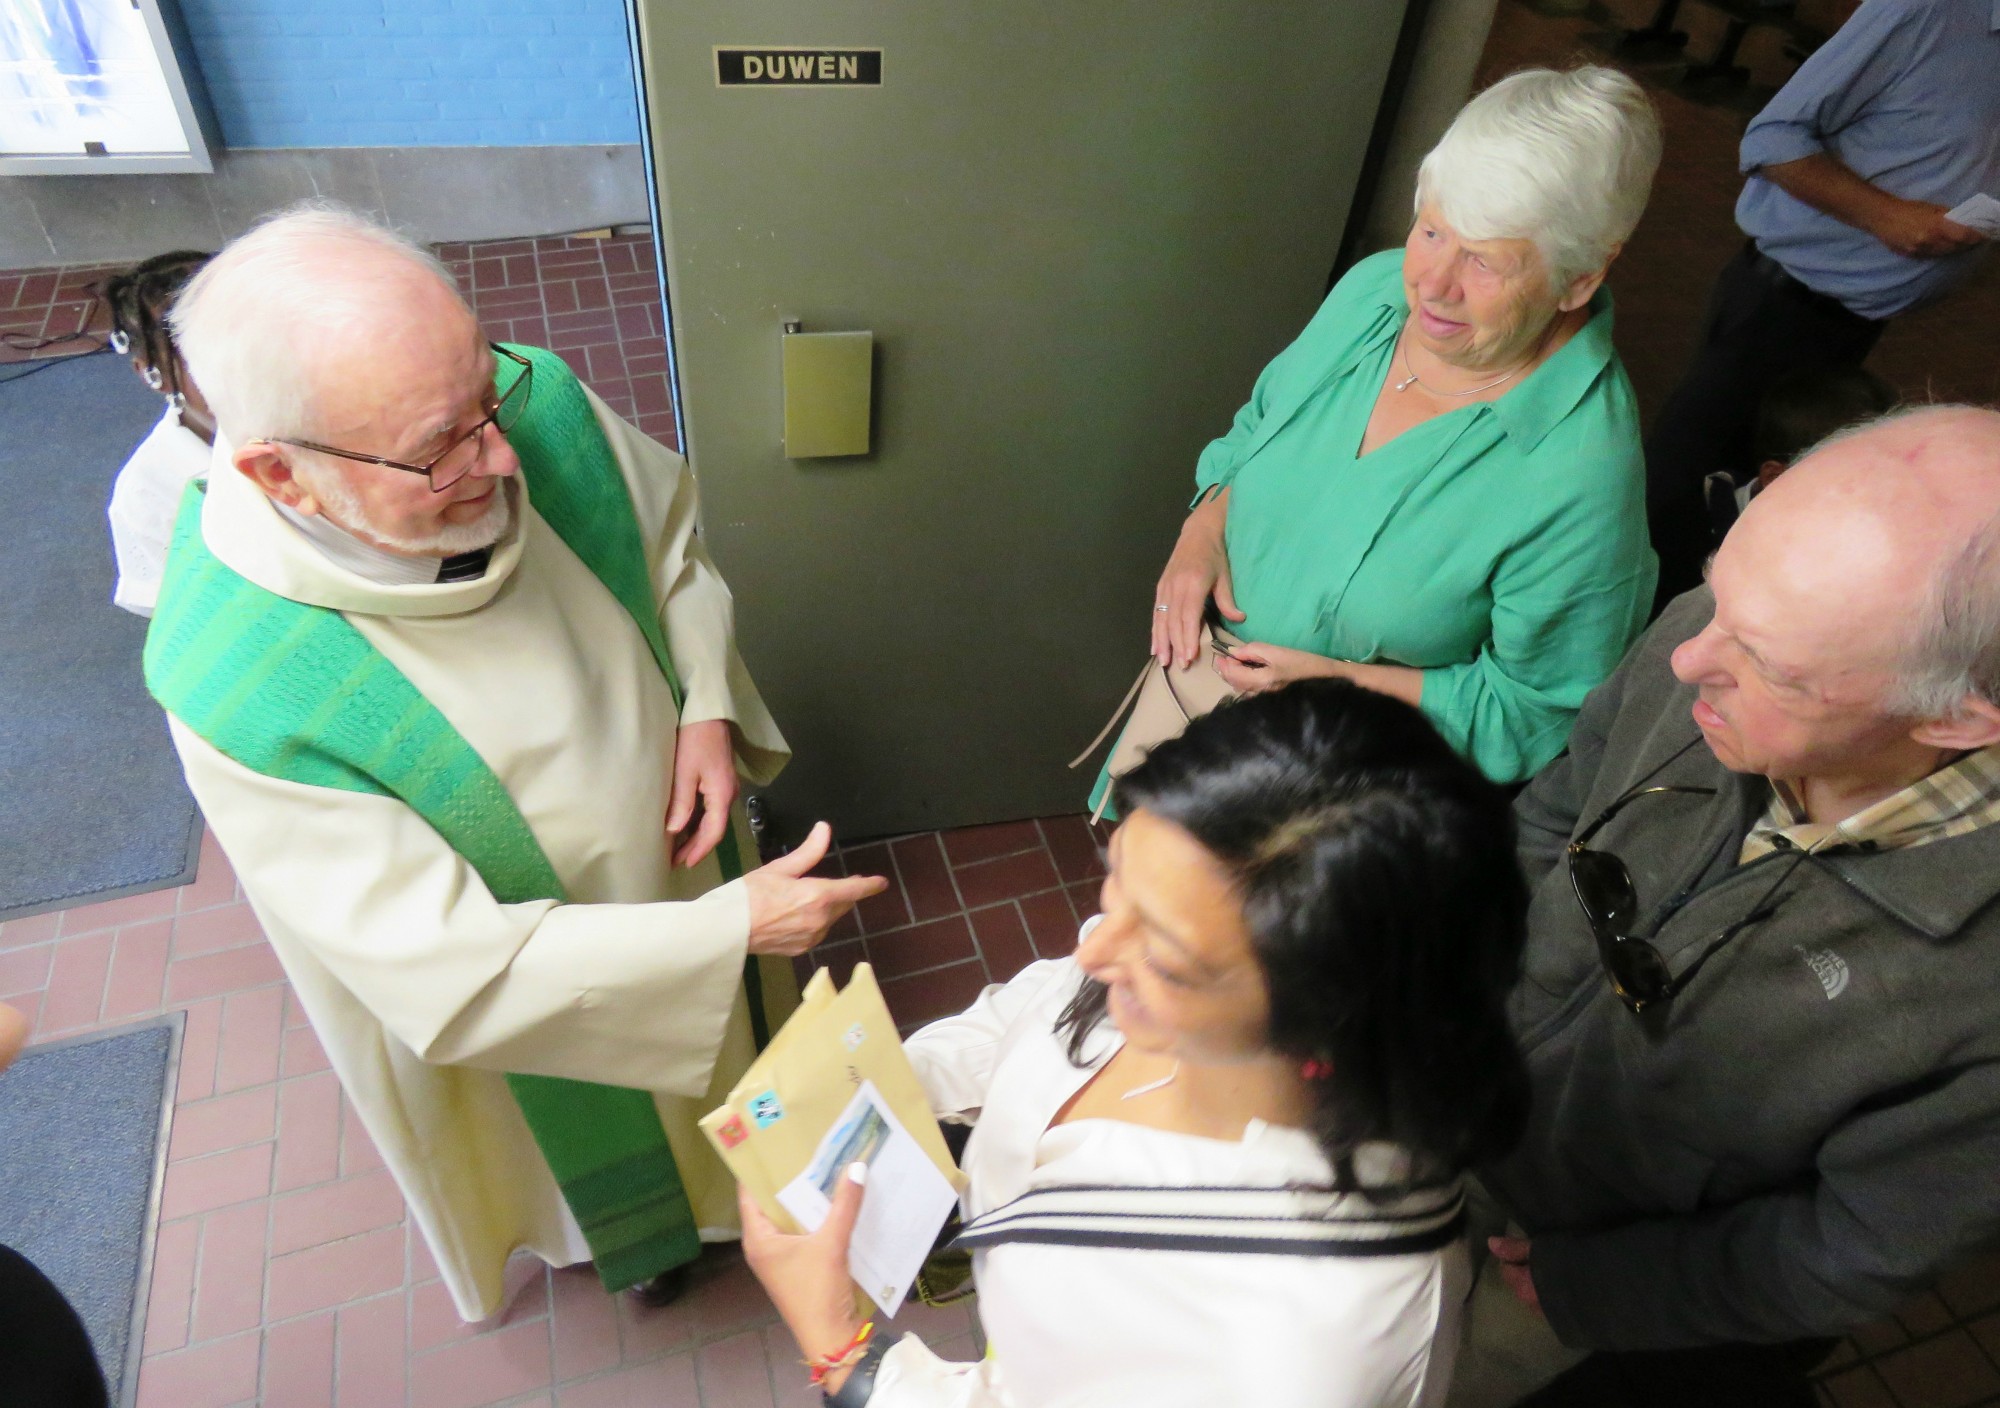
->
xmin=741 ymin=1164 xmax=873 ymax=1393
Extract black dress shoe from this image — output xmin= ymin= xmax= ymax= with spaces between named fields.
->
xmin=627 ymin=1264 xmax=690 ymax=1308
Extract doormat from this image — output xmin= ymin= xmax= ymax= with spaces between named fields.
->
xmin=0 ymin=351 xmax=203 ymax=921
xmin=0 ymin=1013 xmax=183 ymax=1407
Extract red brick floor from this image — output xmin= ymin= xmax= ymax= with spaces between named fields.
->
xmin=2 ymin=235 xmax=681 ymax=460
xmin=793 ymin=815 xmax=1106 ymax=1033
xmin=0 ymin=261 xmax=126 ymax=362
xmin=434 ymin=236 xmax=679 ymax=451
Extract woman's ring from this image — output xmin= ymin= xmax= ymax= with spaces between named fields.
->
xmin=1155 ymin=604 xmax=1170 ymax=613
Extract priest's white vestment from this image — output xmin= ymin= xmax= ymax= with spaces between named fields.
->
xmin=163 ymin=388 xmax=790 ymax=1320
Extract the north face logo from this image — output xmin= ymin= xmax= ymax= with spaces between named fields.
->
xmin=1795 ymin=946 xmax=1850 ymax=1001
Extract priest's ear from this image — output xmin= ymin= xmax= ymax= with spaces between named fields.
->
xmin=234 ymin=441 xmax=326 ymax=518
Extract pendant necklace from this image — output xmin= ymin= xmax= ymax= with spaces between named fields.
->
xmin=1393 ymin=326 xmax=1538 ymax=398
xmin=1120 ymin=1062 xmax=1180 ymax=1101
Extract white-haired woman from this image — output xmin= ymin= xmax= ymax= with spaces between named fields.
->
xmin=1113 ymin=66 xmax=1662 ymax=799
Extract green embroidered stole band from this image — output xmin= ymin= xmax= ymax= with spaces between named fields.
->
xmin=147 ymin=345 xmax=736 ymax=1291
xmin=499 ymin=347 xmax=683 ymax=707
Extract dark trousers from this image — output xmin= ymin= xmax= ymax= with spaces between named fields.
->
xmin=0 ymin=1245 xmax=108 ymax=1408
xmin=1643 ymin=241 xmax=1883 ymax=611
xmin=1517 ymin=1337 xmax=1839 ymax=1408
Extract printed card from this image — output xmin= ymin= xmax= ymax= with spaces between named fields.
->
xmin=775 ymin=1080 xmax=960 ymax=1316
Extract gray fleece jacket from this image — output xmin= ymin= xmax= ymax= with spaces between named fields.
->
xmin=1483 ymin=589 xmax=2000 ymax=1351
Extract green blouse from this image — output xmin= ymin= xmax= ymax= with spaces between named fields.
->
xmin=1194 ymin=249 xmax=1654 ymax=784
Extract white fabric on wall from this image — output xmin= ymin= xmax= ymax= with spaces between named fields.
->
xmin=107 ymin=404 xmax=210 ymax=617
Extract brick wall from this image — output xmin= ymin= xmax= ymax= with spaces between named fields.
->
xmin=177 ymin=0 xmax=642 ymax=148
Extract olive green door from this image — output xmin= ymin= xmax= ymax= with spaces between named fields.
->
xmin=632 ymin=2 xmax=1410 ymax=838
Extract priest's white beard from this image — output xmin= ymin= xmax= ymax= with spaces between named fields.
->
xmin=298 ymin=464 xmax=514 ymax=557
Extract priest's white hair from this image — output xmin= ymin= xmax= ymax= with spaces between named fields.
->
xmin=1416 ymin=66 xmax=1662 ymax=290
xmin=168 ymin=201 xmax=467 ymax=442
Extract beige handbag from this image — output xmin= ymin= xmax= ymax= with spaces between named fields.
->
xmin=1069 ymin=625 xmax=1241 ymax=822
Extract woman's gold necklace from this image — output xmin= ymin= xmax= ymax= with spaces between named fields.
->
xmin=1393 ymin=327 xmax=1539 ymax=398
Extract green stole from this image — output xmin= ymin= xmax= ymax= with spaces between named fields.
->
xmin=145 ymin=345 xmax=755 ymax=1292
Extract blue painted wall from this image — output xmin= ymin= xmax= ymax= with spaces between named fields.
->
xmin=178 ymin=0 xmax=642 ymax=148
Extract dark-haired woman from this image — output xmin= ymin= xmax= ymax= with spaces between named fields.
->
xmin=741 ymin=680 xmax=1531 ymax=1407
xmin=102 ymin=249 xmax=213 ymax=616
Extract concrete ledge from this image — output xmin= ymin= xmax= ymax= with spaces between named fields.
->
xmin=0 ymin=144 xmax=649 ymax=269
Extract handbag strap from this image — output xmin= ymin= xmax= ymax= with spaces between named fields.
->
xmin=1067 ymin=620 xmax=1237 ymax=774
xmin=950 ymin=1180 xmax=1465 ymax=1259
xmin=1157 ymin=656 xmax=1201 ymax=723
xmin=1067 ymin=658 xmax=1155 ymax=770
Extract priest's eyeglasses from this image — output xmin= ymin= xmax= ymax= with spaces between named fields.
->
xmin=266 ymin=344 xmax=533 ymax=494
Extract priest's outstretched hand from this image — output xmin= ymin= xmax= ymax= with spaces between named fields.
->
xmin=743 ymin=821 xmax=888 ymax=956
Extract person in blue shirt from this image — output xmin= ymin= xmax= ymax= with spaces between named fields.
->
xmin=1643 ymin=0 xmax=2000 ymax=608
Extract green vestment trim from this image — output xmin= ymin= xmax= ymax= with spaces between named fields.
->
xmin=145 ymin=345 xmax=736 ymax=1292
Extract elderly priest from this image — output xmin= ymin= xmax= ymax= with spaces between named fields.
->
xmin=145 ymin=206 xmax=883 ymax=1321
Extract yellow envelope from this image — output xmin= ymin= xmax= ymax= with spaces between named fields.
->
xmin=700 ymin=962 xmax=963 ymax=1232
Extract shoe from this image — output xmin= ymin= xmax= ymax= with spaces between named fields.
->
xmin=627 ymin=1264 xmax=690 ymax=1309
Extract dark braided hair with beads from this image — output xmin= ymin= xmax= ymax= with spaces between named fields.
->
xmin=100 ymin=251 xmax=211 ymax=397
xmin=1057 ymin=679 xmax=1532 ymax=1192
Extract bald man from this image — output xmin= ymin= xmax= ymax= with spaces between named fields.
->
xmin=145 ymin=205 xmax=882 ymax=1322
xmin=1446 ymin=406 xmax=2000 ymax=1407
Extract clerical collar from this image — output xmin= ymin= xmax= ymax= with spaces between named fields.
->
xmin=436 ymin=548 xmax=493 ymax=583
xmin=271 ymin=501 xmax=446 ymax=587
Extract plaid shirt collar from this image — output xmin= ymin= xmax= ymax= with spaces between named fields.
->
xmin=1741 ymin=742 xmax=2000 ymax=863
